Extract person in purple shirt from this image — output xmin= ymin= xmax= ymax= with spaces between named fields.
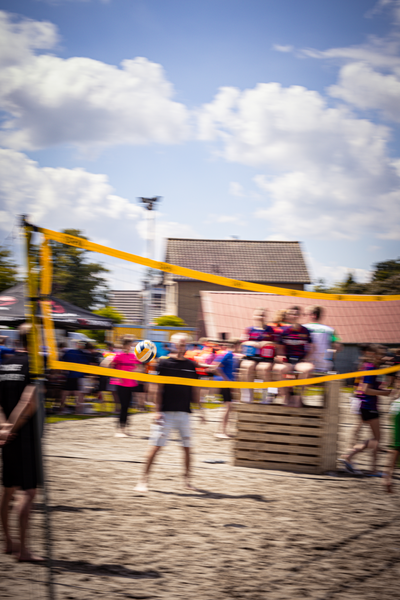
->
xmin=341 ymin=345 xmax=393 ymax=476
xmin=272 ymin=306 xmax=314 ymax=406
xmin=239 ymin=308 xmax=277 ymax=403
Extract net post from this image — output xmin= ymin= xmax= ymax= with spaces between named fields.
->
xmin=22 ymin=217 xmax=56 ymax=600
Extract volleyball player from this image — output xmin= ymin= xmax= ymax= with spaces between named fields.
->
xmin=135 ymin=334 xmax=205 ymax=493
xmin=340 ymin=345 xmax=392 ymax=476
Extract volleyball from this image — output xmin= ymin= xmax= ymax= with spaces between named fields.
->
xmin=134 ymin=339 xmax=157 ymax=363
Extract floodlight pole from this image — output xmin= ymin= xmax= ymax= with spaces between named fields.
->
xmin=138 ymin=197 xmax=161 ymax=339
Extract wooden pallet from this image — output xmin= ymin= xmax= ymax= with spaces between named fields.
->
xmin=234 ymin=381 xmax=340 ymax=475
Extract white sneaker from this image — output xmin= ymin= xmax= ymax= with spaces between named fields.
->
xmin=135 ymin=481 xmax=148 ymax=493
xmin=115 ymin=431 xmax=128 ymax=438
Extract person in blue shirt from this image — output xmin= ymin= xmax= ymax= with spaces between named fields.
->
xmin=0 ymin=336 xmax=15 ymax=364
xmin=59 ymin=341 xmax=91 ymax=414
xmin=210 ymin=339 xmax=241 ymax=439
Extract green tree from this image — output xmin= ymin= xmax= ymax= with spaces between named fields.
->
xmin=312 ymin=258 xmax=400 ymax=296
xmin=371 ymin=258 xmax=400 ymax=282
xmin=94 ymin=306 xmax=125 ymax=324
xmin=154 ymin=315 xmax=187 ymax=327
xmin=0 ymin=246 xmax=19 ymax=292
xmin=78 ymin=306 xmax=125 ymax=345
xmin=49 ymin=229 xmax=109 ymax=309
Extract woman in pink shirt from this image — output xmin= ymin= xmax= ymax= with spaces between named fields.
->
xmin=110 ymin=336 xmax=140 ymax=437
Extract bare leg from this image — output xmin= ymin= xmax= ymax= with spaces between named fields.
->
xmin=256 ymin=362 xmax=273 ymax=402
xmin=239 ymin=360 xmax=256 ymax=402
xmin=342 ymin=418 xmax=380 ymax=470
xmin=135 ymin=445 xmax=162 ymax=492
xmin=383 ymin=449 xmax=399 ymax=493
xmin=18 ymin=489 xmax=42 ymax=562
xmin=215 ymin=402 xmax=232 ymax=438
xmin=75 ymin=392 xmax=85 ymax=415
xmin=1 ymin=487 xmax=18 ymax=554
xmin=183 ymin=446 xmax=197 ymax=490
xmin=222 ymin=402 xmax=232 ymax=435
xmin=294 ymin=361 xmax=314 ymax=406
xmin=351 ymin=416 xmax=364 ymax=447
xmin=272 ymin=363 xmax=293 ymax=404
xmin=59 ymin=390 xmax=69 ymax=411
xmin=368 ymin=418 xmax=381 ymax=474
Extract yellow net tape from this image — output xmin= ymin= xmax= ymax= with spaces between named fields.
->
xmin=46 ymin=361 xmax=400 ymax=388
xmin=40 ymin=227 xmax=400 ymax=302
xmin=39 ymin=228 xmax=400 ymax=387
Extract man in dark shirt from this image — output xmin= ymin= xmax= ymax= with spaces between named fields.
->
xmin=135 ymin=334 xmax=205 ymax=493
xmin=0 ymin=325 xmax=42 ymax=561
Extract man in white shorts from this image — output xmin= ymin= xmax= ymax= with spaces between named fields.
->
xmin=135 ymin=334 xmax=205 ymax=493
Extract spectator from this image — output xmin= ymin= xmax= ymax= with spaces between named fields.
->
xmin=304 ymin=306 xmax=341 ymax=373
xmin=211 ymin=339 xmax=241 ymax=438
xmin=273 ymin=306 xmax=314 ymax=407
xmin=59 ymin=340 xmax=90 ymax=414
xmin=0 ymin=324 xmax=42 ymax=562
xmin=110 ymin=336 xmax=140 ymax=437
xmin=239 ymin=308 xmax=276 ymax=403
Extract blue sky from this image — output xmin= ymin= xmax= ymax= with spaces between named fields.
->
xmin=0 ymin=0 xmax=399 ymax=290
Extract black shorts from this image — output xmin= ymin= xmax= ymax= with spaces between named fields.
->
xmin=242 ymin=357 xmax=273 ymax=364
xmin=288 ymin=357 xmax=303 ymax=366
xmin=136 ymin=383 xmax=145 ymax=394
xmin=221 ymin=388 xmax=232 ymax=403
xmin=361 ymin=408 xmax=379 ymax=422
xmin=98 ymin=376 xmax=108 ymax=392
xmin=65 ymin=377 xmax=80 ymax=392
xmin=2 ymin=422 xmax=40 ymax=490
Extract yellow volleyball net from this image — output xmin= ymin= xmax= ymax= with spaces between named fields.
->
xmin=23 ymin=223 xmax=399 ymax=388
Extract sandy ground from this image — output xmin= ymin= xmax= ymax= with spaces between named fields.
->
xmin=1 ymin=406 xmax=400 ymax=600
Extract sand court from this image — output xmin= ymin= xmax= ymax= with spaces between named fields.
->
xmin=1 ymin=407 xmax=399 ymax=600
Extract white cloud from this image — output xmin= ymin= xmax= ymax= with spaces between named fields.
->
xmin=328 ymin=62 xmax=400 ymax=122
xmin=299 ymin=3 xmax=400 ymax=122
xmin=229 ymin=181 xmax=245 ymax=197
xmin=273 ymin=44 xmax=293 ymax=53
xmin=0 ymin=11 xmax=58 ymax=68
xmin=306 ymin=252 xmax=372 ymax=286
xmin=365 ymin=0 xmax=400 ymax=23
xmin=0 ymin=11 xmax=190 ymax=150
xmin=198 ymin=82 xmax=400 ymax=240
xmin=0 ymin=149 xmax=200 ymax=287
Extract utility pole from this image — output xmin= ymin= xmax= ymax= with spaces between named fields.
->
xmin=138 ymin=197 xmax=161 ymax=339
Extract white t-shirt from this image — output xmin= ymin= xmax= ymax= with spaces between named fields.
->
xmin=304 ymin=322 xmax=338 ymax=371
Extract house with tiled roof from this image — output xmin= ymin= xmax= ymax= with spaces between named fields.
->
xmin=164 ymin=238 xmax=311 ymax=328
xmin=199 ymin=291 xmax=400 ymax=374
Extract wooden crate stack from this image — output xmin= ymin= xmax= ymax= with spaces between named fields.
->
xmin=234 ymin=381 xmax=340 ymax=475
